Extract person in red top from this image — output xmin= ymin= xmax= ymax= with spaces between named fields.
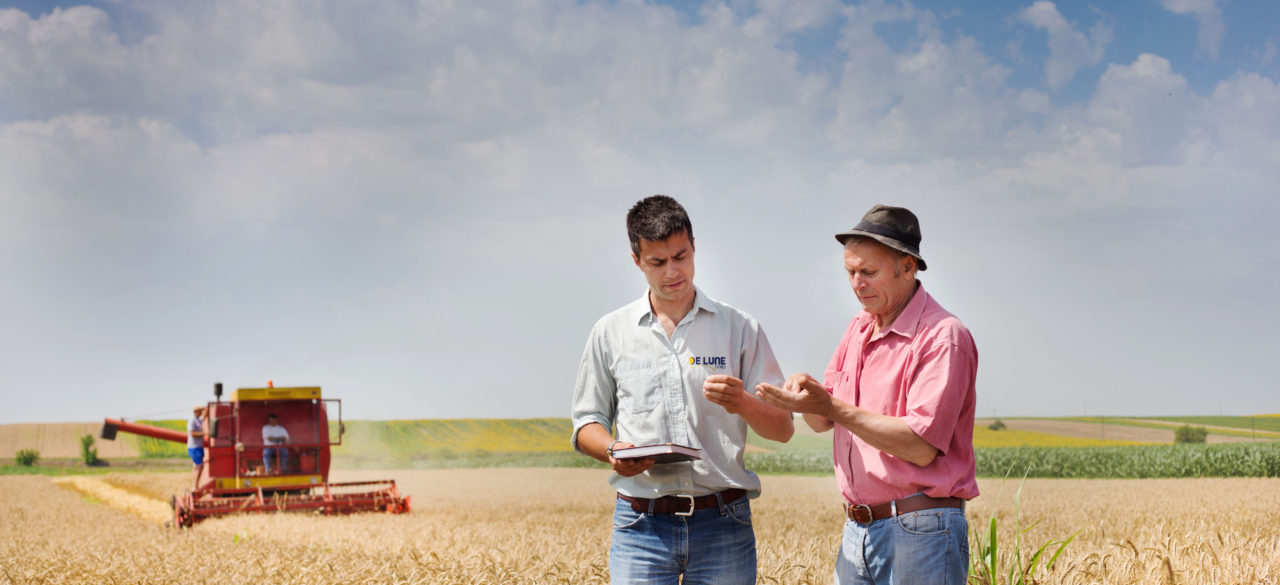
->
xmin=757 ymin=204 xmax=978 ymax=585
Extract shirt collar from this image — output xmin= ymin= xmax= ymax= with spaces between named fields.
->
xmin=631 ymin=286 xmax=715 ymax=326
xmin=873 ymin=281 xmax=929 ymax=340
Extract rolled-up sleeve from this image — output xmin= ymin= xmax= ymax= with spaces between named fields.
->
xmin=903 ymin=324 xmax=978 ymax=454
xmin=570 ymin=322 xmax=615 ymax=452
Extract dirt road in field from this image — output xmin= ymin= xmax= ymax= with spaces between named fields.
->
xmin=0 ymin=423 xmax=141 ymax=458
xmin=976 ymin=418 xmax=1273 ymax=444
xmin=1126 ymin=418 xmax=1280 ymax=440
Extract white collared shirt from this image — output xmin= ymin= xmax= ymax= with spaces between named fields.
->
xmin=571 ymin=287 xmax=784 ymax=499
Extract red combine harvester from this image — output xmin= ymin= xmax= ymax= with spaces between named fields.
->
xmin=101 ymin=383 xmax=409 ymax=527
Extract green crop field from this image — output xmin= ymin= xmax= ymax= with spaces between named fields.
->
xmin=115 ymin=418 xmax=581 ymax=466
xmin=330 ymin=418 xmax=599 ymax=469
xmin=333 ymin=418 xmax=575 ymax=463
xmin=744 ymin=441 xmax=1280 ymax=478
xmin=0 ymin=465 xmax=117 ymax=477
xmin=133 ymin=420 xmax=188 ymax=458
xmin=741 ymin=418 xmax=1280 ymax=477
xmin=10 ymin=415 xmax=1279 ymax=478
xmin=977 ymin=442 xmax=1280 ymax=478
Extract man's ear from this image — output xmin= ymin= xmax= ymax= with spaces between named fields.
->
xmin=632 ymin=253 xmax=641 ymax=268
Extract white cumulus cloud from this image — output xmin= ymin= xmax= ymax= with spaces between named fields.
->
xmin=1087 ymin=53 xmax=1194 ymax=166
xmin=1019 ymin=1 xmax=1111 ymax=89
xmin=1159 ymin=0 xmax=1225 ymax=60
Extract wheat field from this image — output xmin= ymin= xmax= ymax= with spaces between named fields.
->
xmin=3 ymin=469 xmax=1277 ymax=584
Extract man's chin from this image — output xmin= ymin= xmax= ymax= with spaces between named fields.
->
xmin=655 ymin=285 xmax=692 ymax=302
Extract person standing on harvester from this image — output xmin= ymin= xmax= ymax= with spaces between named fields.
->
xmin=187 ymin=404 xmax=206 ymax=490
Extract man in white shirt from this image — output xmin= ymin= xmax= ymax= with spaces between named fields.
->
xmin=570 ymin=195 xmax=794 ymax=585
xmin=262 ymin=413 xmax=291 ymax=474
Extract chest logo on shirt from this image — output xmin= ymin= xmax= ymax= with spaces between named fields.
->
xmin=689 ymin=355 xmax=727 ymax=371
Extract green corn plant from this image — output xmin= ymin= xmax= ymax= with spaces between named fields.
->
xmin=969 ymin=470 xmax=1079 ymax=584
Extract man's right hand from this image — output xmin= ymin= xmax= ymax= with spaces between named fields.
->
xmin=577 ymin=422 xmax=654 ymax=476
xmin=608 ymin=442 xmax=655 ymax=477
xmin=756 ymin=372 xmax=833 ymax=417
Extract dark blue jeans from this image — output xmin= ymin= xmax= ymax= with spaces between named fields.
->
xmin=263 ymin=447 xmax=288 ymax=474
xmin=609 ymin=494 xmax=756 ymax=585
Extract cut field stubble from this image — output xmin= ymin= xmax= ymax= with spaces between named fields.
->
xmin=4 ymin=469 xmax=1278 ymax=584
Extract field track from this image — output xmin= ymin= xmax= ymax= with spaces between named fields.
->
xmin=977 ymin=418 xmax=1275 ymax=444
xmin=5 ymin=468 xmax=1277 ymax=584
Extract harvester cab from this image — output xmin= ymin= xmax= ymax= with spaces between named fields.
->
xmin=101 ymin=383 xmax=409 ymax=527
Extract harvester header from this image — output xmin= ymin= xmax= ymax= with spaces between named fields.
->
xmin=101 ymin=382 xmax=409 ymax=527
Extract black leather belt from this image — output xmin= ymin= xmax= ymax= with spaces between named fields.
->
xmin=845 ymin=494 xmax=965 ymax=524
xmin=618 ymin=489 xmax=747 ymax=516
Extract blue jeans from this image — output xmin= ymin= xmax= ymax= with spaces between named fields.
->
xmin=263 ymin=447 xmax=288 ymax=474
xmin=834 ymin=506 xmax=969 ymax=585
xmin=610 ymin=494 xmax=756 ymax=585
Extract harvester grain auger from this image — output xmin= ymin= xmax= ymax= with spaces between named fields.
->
xmin=101 ymin=383 xmax=409 ymax=527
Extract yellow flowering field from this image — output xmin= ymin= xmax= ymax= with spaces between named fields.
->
xmin=972 ymin=425 xmax=1148 ymax=448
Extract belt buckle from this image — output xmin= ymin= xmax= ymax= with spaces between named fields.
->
xmin=675 ymin=494 xmax=695 ymax=517
xmin=849 ymin=503 xmax=873 ymax=524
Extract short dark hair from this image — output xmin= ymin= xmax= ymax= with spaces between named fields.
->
xmin=626 ymin=195 xmax=693 ymax=256
xmin=267 ymin=413 xmax=278 ymax=420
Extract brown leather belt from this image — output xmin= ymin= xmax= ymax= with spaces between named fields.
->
xmin=619 ymin=489 xmax=747 ymax=516
xmin=844 ymin=494 xmax=965 ymax=524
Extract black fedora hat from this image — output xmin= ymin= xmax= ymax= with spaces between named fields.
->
xmin=834 ymin=204 xmax=927 ymax=271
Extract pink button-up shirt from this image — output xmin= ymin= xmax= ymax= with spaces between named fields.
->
xmin=823 ymin=283 xmax=980 ymax=506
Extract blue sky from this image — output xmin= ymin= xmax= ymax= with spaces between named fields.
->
xmin=1 ymin=0 xmax=1277 ymax=423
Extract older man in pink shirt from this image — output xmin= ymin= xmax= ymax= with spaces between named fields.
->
xmin=758 ymin=204 xmax=978 ymax=585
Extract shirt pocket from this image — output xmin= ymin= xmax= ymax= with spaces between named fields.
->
xmin=831 ymin=370 xmax=856 ymax=405
xmin=614 ymin=360 xmax=662 ymax=414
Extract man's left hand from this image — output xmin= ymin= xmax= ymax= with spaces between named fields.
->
xmin=703 ymin=374 xmax=750 ymax=414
